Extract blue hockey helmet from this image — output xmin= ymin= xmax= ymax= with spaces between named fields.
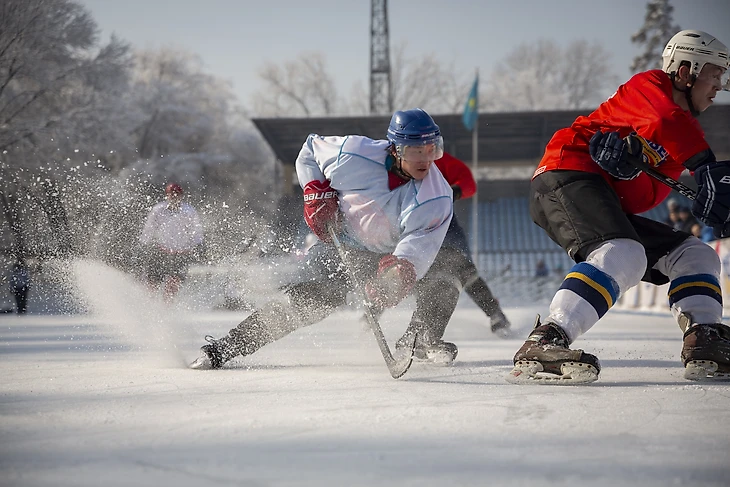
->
xmin=387 ymin=108 xmax=444 ymax=161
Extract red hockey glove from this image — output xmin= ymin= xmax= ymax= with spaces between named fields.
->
xmin=303 ymin=179 xmax=339 ymax=242
xmin=365 ymin=255 xmax=417 ymax=309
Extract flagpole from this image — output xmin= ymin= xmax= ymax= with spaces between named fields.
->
xmin=470 ymin=70 xmax=479 ymax=267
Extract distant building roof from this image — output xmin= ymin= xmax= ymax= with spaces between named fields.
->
xmin=253 ymin=105 xmax=730 ymax=176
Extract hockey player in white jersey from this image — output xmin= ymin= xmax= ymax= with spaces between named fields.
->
xmin=190 ymin=108 xmax=454 ymax=370
xmin=139 ymin=182 xmax=204 ymax=301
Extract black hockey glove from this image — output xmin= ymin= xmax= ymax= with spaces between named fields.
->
xmin=692 ymin=161 xmax=730 ymax=238
xmin=588 ymin=131 xmax=642 ymax=180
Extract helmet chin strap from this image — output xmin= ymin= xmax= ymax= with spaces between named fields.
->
xmin=393 ymin=158 xmax=414 ymax=180
xmin=389 ymin=147 xmax=414 ymax=180
xmin=685 ymin=89 xmax=699 ymax=117
xmin=671 ymin=72 xmax=700 ymax=117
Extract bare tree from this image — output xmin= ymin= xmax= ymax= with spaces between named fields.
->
xmin=252 ymin=52 xmax=339 ymax=117
xmin=560 ymin=40 xmax=620 ymax=109
xmin=389 ymin=45 xmax=472 ymax=114
xmin=483 ymin=39 xmax=617 ymax=112
xmin=252 ymin=47 xmax=471 ymax=117
xmin=630 ymin=0 xmax=680 ymax=73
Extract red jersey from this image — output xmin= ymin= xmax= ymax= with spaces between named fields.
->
xmin=434 ymin=152 xmax=477 ymax=199
xmin=533 ymin=70 xmax=709 ymax=214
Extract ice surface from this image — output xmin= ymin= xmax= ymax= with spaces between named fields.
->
xmin=2 ymin=260 xmax=729 ymax=487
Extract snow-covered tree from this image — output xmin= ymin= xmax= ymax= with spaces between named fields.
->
xmin=0 ymin=1 xmax=278 ymax=267
xmin=106 ymin=48 xmax=278 ymax=265
xmin=630 ymin=0 xmax=681 ymax=73
xmin=0 ymin=0 xmax=132 ymax=260
xmin=0 ymin=0 xmax=132 ymax=162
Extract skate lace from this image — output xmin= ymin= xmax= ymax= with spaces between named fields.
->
xmin=531 ymin=323 xmax=570 ymax=347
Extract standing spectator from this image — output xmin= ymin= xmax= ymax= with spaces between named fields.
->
xmin=667 ymin=206 xmax=682 ymax=229
xmin=10 ymin=259 xmax=30 ymax=314
xmin=139 ymin=183 xmax=204 ymax=301
xmin=535 ymin=259 xmax=549 ymax=278
xmin=676 ymin=206 xmax=701 ymax=236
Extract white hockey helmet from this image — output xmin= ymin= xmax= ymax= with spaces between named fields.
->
xmin=662 ymin=30 xmax=729 ymax=90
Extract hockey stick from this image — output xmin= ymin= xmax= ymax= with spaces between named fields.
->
xmin=327 ymin=224 xmax=415 ymax=379
xmin=623 ymin=135 xmax=697 ymax=200
xmin=623 ymin=139 xmax=730 ymax=238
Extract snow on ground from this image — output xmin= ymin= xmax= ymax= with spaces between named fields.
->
xmin=1 ymin=260 xmax=730 ymax=487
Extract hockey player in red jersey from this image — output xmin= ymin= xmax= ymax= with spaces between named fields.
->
xmin=433 ymin=153 xmax=511 ymax=337
xmin=392 ymin=152 xmax=512 ymax=364
xmin=507 ymin=30 xmax=730 ymax=384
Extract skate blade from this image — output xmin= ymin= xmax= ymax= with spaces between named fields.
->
xmin=684 ymin=360 xmax=730 ymax=381
xmin=420 ymin=349 xmax=457 ymax=366
xmin=491 ymin=326 xmax=516 ymax=339
xmin=506 ymin=360 xmax=599 ymax=385
xmin=189 ymin=356 xmax=213 ymax=370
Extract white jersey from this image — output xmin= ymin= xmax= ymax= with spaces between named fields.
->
xmin=140 ymin=201 xmax=204 ymax=252
xmin=296 ymin=134 xmax=453 ymax=279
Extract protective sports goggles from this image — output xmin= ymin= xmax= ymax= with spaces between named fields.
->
xmin=398 ymin=137 xmax=444 ymax=163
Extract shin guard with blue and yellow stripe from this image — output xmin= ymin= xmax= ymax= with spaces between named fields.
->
xmin=561 ymin=262 xmax=621 ymax=319
xmin=668 ymin=273 xmax=723 ymax=324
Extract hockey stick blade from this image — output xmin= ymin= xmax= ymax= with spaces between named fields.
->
xmin=327 ymin=225 xmax=415 ymax=379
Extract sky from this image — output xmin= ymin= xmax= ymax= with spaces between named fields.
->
xmin=78 ymin=0 xmax=730 ymax=110
xmin=2 ymin=258 xmax=729 ymax=486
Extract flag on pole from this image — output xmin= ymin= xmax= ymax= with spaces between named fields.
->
xmin=462 ymin=74 xmax=479 ymax=131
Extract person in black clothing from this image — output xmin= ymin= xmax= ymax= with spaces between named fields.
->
xmin=10 ymin=259 xmax=30 ymax=314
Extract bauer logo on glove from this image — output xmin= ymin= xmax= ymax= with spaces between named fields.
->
xmin=303 ymin=179 xmax=339 ymax=242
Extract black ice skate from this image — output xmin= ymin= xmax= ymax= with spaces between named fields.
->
xmin=681 ymin=322 xmax=730 ymax=381
xmin=396 ymin=320 xmax=458 ymax=365
xmin=189 ymin=336 xmax=228 ymax=370
xmin=489 ymin=308 xmax=512 ymax=338
xmin=506 ymin=315 xmax=600 ymax=385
